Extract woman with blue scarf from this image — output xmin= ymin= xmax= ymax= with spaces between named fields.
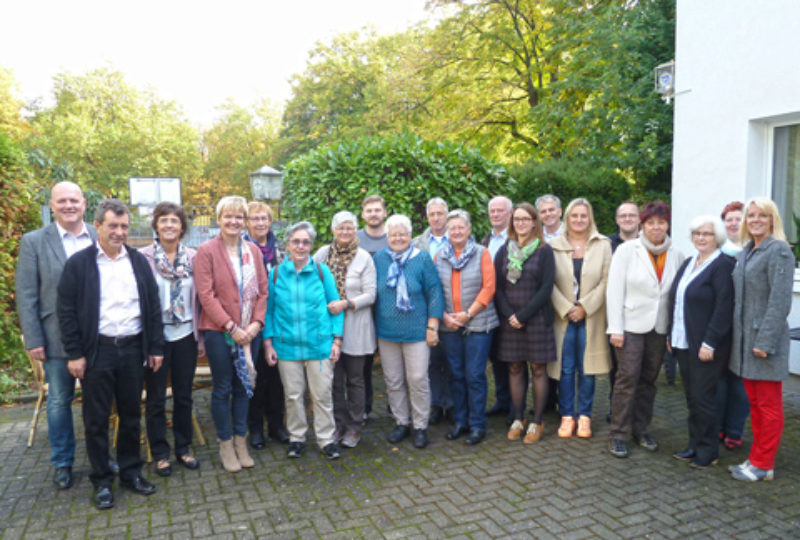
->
xmin=435 ymin=210 xmax=497 ymax=446
xmin=374 ymin=214 xmax=444 ymax=449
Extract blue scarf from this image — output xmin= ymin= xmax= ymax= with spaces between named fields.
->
xmin=439 ymin=236 xmax=478 ymax=271
xmin=386 ymin=245 xmax=415 ymax=313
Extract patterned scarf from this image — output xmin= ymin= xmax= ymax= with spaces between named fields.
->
xmin=506 ymin=238 xmax=540 ymax=284
xmin=326 ymin=238 xmax=359 ymax=299
xmin=152 ymin=240 xmax=191 ymax=323
xmin=386 ymin=245 xmax=415 ymax=313
xmin=439 ymin=236 xmax=478 ymax=271
xmin=243 ymin=230 xmax=277 ymax=266
xmin=233 ymin=240 xmax=258 ymax=397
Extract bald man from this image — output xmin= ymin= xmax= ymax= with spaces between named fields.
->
xmin=16 ymin=182 xmax=96 ymax=490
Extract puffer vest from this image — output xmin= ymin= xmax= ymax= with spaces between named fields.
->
xmin=435 ymin=245 xmax=499 ymax=333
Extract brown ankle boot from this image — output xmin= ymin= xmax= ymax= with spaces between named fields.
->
xmin=233 ymin=435 xmax=255 ymax=468
xmin=218 ymin=439 xmax=241 ymax=472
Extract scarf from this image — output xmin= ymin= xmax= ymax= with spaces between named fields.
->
xmin=439 ymin=236 xmax=478 ymax=271
xmin=639 ymin=234 xmax=671 ymax=283
xmin=152 ymin=240 xmax=191 ymax=324
xmin=386 ymin=245 xmax=415 ymax=313
xmin=243 ymin=230 xmax=277 ymax=267
xmin=230 ymin=239 xmax=258 ymax=397
xmin=506 ymin=238 xmax=540 ymax=284
xmin=326 ymin=238 xmax=359 ymax=299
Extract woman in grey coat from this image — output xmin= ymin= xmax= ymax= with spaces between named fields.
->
xmin=728 ymin=197 xmax=794 ymax=482
xmin=314 ymin=211 xmax=377 ymax=449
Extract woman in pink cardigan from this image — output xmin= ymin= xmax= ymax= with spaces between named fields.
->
xmin=195 ymin=196 xmax=268 ymax=473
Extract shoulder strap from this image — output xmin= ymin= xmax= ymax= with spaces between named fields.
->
xmin=315 ymin=260 xmax=323 ymax=282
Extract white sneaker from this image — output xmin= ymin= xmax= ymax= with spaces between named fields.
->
xmin=731 ymin=462 xmax=774 ymax=482
xmin=727 ymin=459 xmax=750 ymax=473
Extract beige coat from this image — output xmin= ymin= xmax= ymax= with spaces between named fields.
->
xmin=547 ymin=232 xmax=612 ymax=379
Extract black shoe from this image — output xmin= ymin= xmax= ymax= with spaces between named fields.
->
xmin=387 ymin=424 xmax=410 ymax=444
xmin=120 ymin=475 xmax=156 ymax=496
xmin=154 ymin=459 xmax=172 ymax=477
xmin=486 ymin=403 xmax=509 ymax=417
xmin=429 ymin=406 xmax=444 ymax=425
xmin=53 ymin=466 xmax=74 ymax=489
xmin=108 ymin=459 xmax=120 ymax=475
xmin=446 ymin=425 xmax=469 ymax=440
xmin=287 ymin=441 xmax=306 ymax=458
xmin=689 ymin=457 xmax=719 ymax=469
xmin=672 ymin=448 xmax=696 ymax=462
xmin=269 ymin=426 xmax=290 ymax=444
xmin=609 ymin=439 xmax=630 ymax=458
xmin=413 ymin=428 xmax=429 ymax=449
xmin=444 ymin=407 xmax=454 ymax=423
xmin=177 ymin=454 xmax=200 ymax=470
xmin=249 ymin=431 xmax=267 ymax=450
xmin=93 ymin=486 xmax=114 ymax=510
xmin=322 ymin=443 xmax=341 ymax=460
xmin=605 ymin=412 xmax=612 ymax=424
xmin=634 ymin=433 xmax=659 ymax=452
xmin=464 ymin=429 xmax=485 ymax=446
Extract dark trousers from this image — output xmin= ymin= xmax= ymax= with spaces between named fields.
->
xmin=610 ymin=330 xmax=665 ymax=441
xmin=145 ymin=333 xmax=198 ymax=460
xmin=247 ymin=339 xmax=285 ymax=435
xmin=83 ymin=340 xmax=145 ymax=488
xmin=334 ymin=353 xmax=367 ymax=433
xmin=363 ymin=352 xmax=375 ymax=414
xmin=675 ymin=348 xmax=723 ymax=462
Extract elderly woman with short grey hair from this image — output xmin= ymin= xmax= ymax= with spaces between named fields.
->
xmin=667 ymin=215 xmax=734 ymax=469
xmin=263 ymin=221 xmax=345 ymax=460
xmin=374 ymin=214 xmax=444 ymax=449
xmin=313 ymin=211 xmax=376 ymax=449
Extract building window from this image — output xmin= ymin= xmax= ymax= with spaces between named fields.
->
xmin=773 ymin=123 xmax=800 ymax=243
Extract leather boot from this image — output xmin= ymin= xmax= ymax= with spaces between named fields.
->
xmin=218 ymin=439 xmax=241 ymax=473
xmin=233 ymin=435 xmax=255 ymax=468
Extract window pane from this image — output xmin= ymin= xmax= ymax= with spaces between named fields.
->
xmin=773 ymin=124 xmax=800 ymax=243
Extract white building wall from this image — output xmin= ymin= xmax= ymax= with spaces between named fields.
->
xmin=672 ymin=0 xmax=800 ymax=373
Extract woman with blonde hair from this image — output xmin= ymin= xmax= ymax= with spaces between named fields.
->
xmin=729 ymin=197 xmax=793 ymax=481
xmin=548 ymin=198 xmax=612 ymax=439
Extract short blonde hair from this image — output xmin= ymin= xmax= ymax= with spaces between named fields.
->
xmin=247 ymin=201 xmax=273 ymax=222
xmin=564 ymin=198 xmax=598 ymax=238
xmin=216 ymin=196 xmax=248 ymax=222
xmin=740 ymin=197 xmax=787 ymax=244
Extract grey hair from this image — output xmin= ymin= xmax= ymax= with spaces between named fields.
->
xmin=689 ymin=215 xmax=727 ymax=247
xmin=488 ymin=195 xmax=512 ymax=211
xmin=95 ymin=199 xmax=129 ymax=223
xmin=446 ymin=209 xmax=471 ymax=228
xmin=285 ymin=221 xmax=317 ymax=243
xmin=331 ymin=211 xmax=358 ymax=230
xmin=426 ymin=197 xmax=448 ymax=214
xmin=535 ymin=194 xmax=561 ymax=210
xmin=386 ymin=214 xmax=413 ymax=235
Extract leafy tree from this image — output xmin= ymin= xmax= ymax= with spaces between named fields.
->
xmin=282 ymin=132 xmax=512 ymax=243
xmin=26 ymin=67 xmax=203 ymax=201
xmin=0 ymin=66 xmax=28 ymax=139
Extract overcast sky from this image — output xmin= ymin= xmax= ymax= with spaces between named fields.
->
xmin=2 ymin=0 xmax=432 ymax=126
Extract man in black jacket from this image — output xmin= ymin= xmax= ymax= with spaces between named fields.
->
xmin=58 ymin=199 xmax=164 ymax=510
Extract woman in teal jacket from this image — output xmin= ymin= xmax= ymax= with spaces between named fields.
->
xmin=263 ymin=221 xmax=344 ymax=460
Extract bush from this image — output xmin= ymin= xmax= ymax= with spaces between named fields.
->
xmin=0 ymin=130 xmax=41 ymax=402
xmin=282 ymin=132 xmax=513 ymax=243
xmin=509 ymin=158 xmax=633 ymax=235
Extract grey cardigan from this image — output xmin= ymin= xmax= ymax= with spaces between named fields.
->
xmin=314 ymin=245 xmax=377 ymax=355
xmin=730 ymin=237 xmax=795 ymax=381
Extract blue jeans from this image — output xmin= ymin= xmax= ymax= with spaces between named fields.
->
xmin=716 ymin=369 xmax=750 ymax=438
xmin=441 ymin=330 xmax=492 ymax=431
xmin=205 ymin=331 xmax=260 ymax=441
xmin=428 ymin=342 xmax=452 ymax=409
xmin=559 ymin=321 xmax=595 ymax=417
xmin=43 ymin=358 xmax=76 ymax=468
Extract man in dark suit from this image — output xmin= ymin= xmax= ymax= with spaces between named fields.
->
xmin=57 ymin=199 xmax=164 ymax=510
xmin=16 ymin=181 xmax=96 ymax=490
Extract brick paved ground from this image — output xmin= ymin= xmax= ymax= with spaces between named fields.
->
xmin=1 ymin=369 xmax=799 ymax=539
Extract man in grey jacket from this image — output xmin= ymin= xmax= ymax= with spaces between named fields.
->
xmin=15 ymin=181 xmax=96 ymax=490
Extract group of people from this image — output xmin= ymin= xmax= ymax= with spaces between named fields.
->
xmin=16 ymin=182 xmax=793 ymax=510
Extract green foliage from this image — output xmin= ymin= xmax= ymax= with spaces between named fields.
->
xmin=509 ymin=157 xmax=631 ymax=235
xmin=283 ymin=133 xmax=512 ymax=243
xmin=0 ymin=130 xmax=41 ymax=401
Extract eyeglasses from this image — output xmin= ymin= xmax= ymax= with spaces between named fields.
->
xmin=388 ymin=233 xmax=410 ymax=239
xmin=617 ymin=214 xmax=638 ymax=220
xmin=691 ymin=231 xmax=715 ymax=238
xmin=249 ymin=216 xmax=270 ymax=223
xmin=512 ymin=216 xmax=534 ymax=223
xmin=290 ymin=239 xmax=312 ymax=247
xmin=335 ymin=226 xmax=356 ymax=232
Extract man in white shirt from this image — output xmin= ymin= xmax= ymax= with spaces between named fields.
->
xmin=536 ymin=194 xmax=564 ymax=243
xmin=15 ymin=181 xmax=96 ymax=490
xmin=57 ymin=199 xmax=164 ymax=510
